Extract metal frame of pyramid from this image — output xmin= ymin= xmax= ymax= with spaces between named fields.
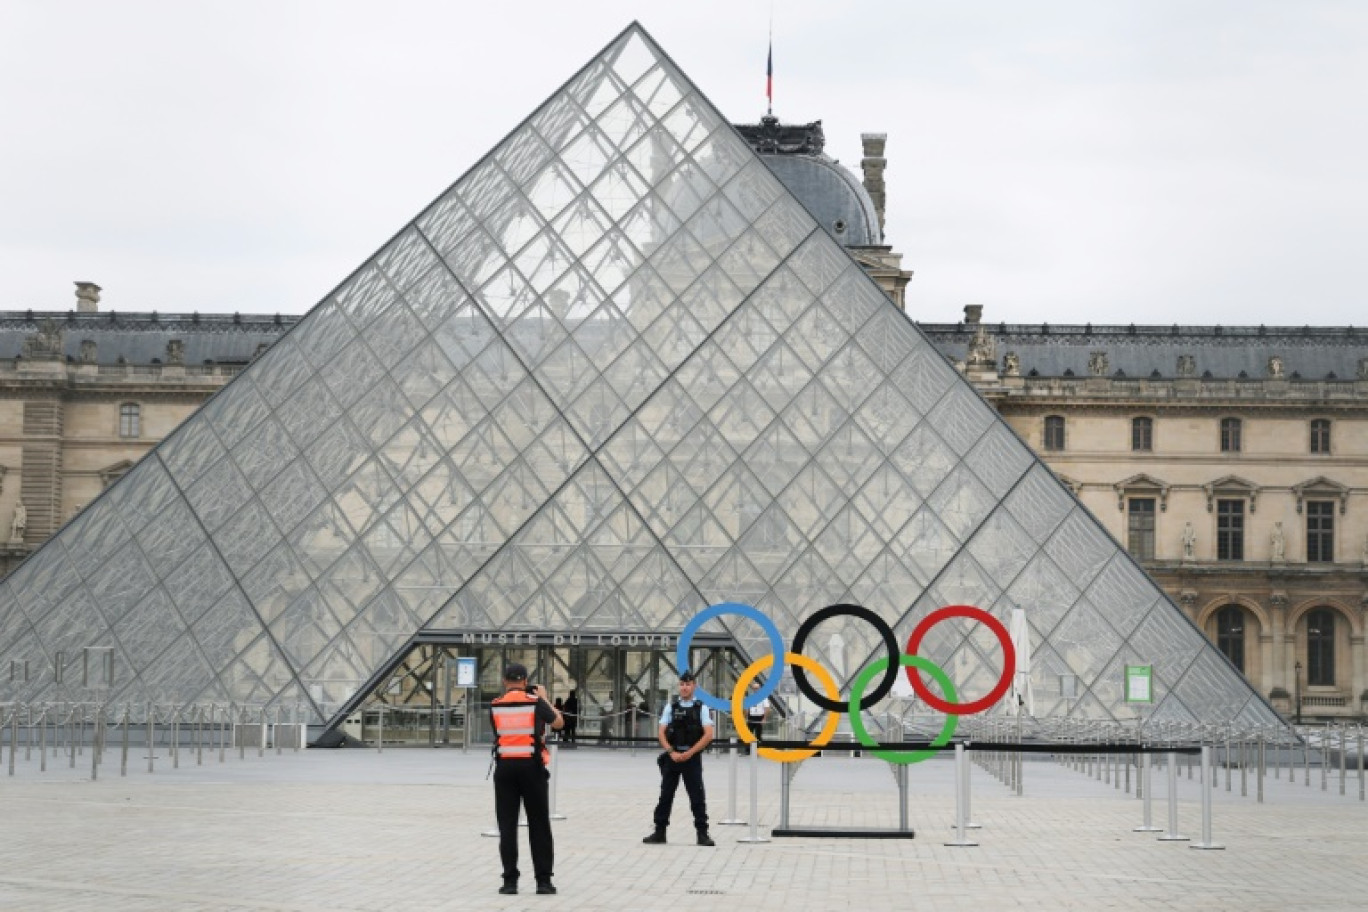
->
xmin=0 ymin=23 xmax=1283 ymax=733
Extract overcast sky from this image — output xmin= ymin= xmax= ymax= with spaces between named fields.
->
xmin=3 ymin=1 xmax=1365 ymax=326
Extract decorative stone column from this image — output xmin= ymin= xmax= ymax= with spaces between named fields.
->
xmin=1270 ymin=591 xmax=1290 ymax=701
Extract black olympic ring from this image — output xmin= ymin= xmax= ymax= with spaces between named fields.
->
xmin=790 ymin=603 xmax=901 ymax=713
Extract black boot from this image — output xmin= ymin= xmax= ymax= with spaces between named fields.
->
xmin=536 ymin=880 xmax=557 ymax=895
xmin=499 ymin=880 xmax=517 ymax=895
xmin=697 ymin=831 xmax=715 ymax=846
xmin=642 ymin=829 xmax=666 ymax=844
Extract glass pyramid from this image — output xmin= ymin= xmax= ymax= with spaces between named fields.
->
xmin=0 ymin=24 xmax=1281 ymax=732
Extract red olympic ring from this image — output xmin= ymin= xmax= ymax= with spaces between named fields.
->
xmin=904 ymin=605 xmax=1016 ymax=716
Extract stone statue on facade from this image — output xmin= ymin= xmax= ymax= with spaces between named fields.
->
xmin=10 ymin=501 xmax=27 ymax=542
xmin=1267 ymin=355 xmax=1284 ymax=379
xmin=967 ymin=326 xmax=996 ymax=368
xmin=1002 ymin=351 xmax=1020 ymax=377
xmin=166 ymin=339 xmax=185 ymax=366
xmin=1181 ymin=521 xmax=1196 ymax=561
xmin=79 ymin=339 xmax=97 ymax=364
xmin=1358 ymin=357 xmax=1368 ymax=381
xmin=1177 ymin=355 xmax=1195 ymax=378
xmin=1270 ymin=521 xmax=1285 ymax=562
xmin=1088 ymin=351 xmax=1108 ymax=377
xmin=21 ymin=319 xmax=64 ymax=361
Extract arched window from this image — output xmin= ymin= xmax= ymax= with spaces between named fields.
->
xmin=1043 ymin=415 xmax=1066 ymax=451
xmin=1310 ymin=419 xmax=1331 ymax=454
xmin=118 ymin=403 xmax=141 ymax=439
xmin=1306 ymin=609 xmax=1335 ymax=686
xmin=1131 ymin=417 xmax=1153 ymax=452
xmin=1215 ymin=606 xmax=1244 ymax=673
xmin=1219 ymin=417 xmax=1242 ymax=453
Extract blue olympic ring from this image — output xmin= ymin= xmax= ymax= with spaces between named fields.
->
xmin=676 ymin=602 xmax=785 ymax=713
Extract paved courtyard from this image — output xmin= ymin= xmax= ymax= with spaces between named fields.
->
xmin=1 ymin=741 xmax=1365 ymax=911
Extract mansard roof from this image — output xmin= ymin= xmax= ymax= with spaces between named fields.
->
xmin=919 ymin=321 xmax=1368 ymax=381
xmin=0 ymin=310 xmax=292 ymax=365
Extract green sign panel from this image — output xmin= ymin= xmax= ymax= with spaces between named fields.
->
xmin=1124 ymin=665 xmax=1153 ymax=703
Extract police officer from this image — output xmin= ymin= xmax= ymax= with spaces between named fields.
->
xmin=642 ymin=671 xmax=714 ymax=846
xmin=490 ymin=663 xmax=563 ymax=895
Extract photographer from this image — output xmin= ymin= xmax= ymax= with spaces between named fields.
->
xmin=490 ymin=663 xmax=563 ymax=895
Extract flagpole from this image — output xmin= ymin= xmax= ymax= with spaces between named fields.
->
xmin=766 ymin=9 xmax=773 ymax=118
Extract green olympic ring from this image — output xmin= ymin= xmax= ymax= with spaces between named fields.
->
xmin=848 ymin=654 xmax=958 ymax=765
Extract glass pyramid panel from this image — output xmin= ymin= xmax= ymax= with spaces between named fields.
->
xmin=0 ymin=23 xmax=1281 ymax=732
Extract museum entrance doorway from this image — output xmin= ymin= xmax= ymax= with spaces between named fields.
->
xmin=339 ymin=632 xmax=744 ymax=748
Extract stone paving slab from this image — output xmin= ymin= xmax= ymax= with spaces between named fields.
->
xmin=1 ymin=744 xmax=1366 ymax=911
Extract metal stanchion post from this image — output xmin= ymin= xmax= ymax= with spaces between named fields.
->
xmin=147 ymin=705 xmax=155 ymax=773
xmin=898 ymin=761 xmax=910 ymax=831
xmin=7 ymin=708 xmax=16 ymax=777
xmin=719 ymin=738 xmax=745 ymax=825
xmin=1257 ymin=733 xmax=1265 ymax=804
xmin=39 ymin=709 xmax=47 ymax=772
xmin=1339 ymin=725 xmax=1346 ymax=796
xmin=549 ymin=742 xmax=565 ymax=820
xmin=88 ymin=707 xmax=98 ymax=781
xmin=120 ymin=705 xmax=129 ymax=777
xmin=1157 ymin=752 xmax=1188 ymax=841
xmin=779 ymin=761 xmax=791 ymax=830
xmin=1321 ymin=723 xmax=1329 ymax=791
xmin=738 ymin=742 xmax=768 ymax=844
xmin=1190 ymin=745 xmax=1224 ymax=850
xmin=258 ymin=706 xmax=265 ymax=758
xmin=1134 ymin=752 xmax=1161 ymax=832
xmin=945 ymin=742 xmax=978 ymax=847
xmin=238 ymin=706 xmax=246 ymax=761
xmin=197 ymin=706 xmax=204 ymax=767
xmin=1240 ymin=736 xmax=1247 ymax=798
xmin=1357 ymin=726 xmax=1364 ymax=802
xmin=378 ymin=703 xmax=384 ymax=754
xmin=276 ymin=707 xmax=283 ymax=756
xmin=1224 ymin=731 xmax=1231 ymax=792
xmin=172 ymin=709 xmax=180 ymax=769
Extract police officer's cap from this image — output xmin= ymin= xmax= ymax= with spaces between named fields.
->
xmin=678 ymin=670 xmax=696 ymax=682
xmin=503 ymin=663 xmax=529 ymax=682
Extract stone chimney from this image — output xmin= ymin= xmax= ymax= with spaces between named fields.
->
xmin=75 ymin=281 xmax=101 ymax=312
xmin=859 ymin=133 xmax=887 ymax=238
xmin=964 ymin=304 xmax=983 ymax=325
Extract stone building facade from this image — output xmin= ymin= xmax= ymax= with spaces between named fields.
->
xmin=0 ymin=285 xmax=290 ymax=574
xmin=922 ymin=310 xmax=1368 ymax=722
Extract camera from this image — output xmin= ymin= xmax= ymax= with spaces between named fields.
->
xmin=525 ymin=685 xmax=540 ymax=696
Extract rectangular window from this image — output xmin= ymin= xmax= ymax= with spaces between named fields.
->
xmin=1217 ymin=499 xmax=1244 ymax=561
xmin=1044 ymin=416 xmax=1065 ymax=451
xmin=1131 ymin=417 xmax=1153 ymax=452
xmin=118 ymin=403 xmax=141 ymax=439
xmin=1220 ymin=418 xmax=1242 ymax=453
xmin=1127 ymin=498 xmax=1155 ymax=561
xmin=1306 ymin=501 xmax=1334 ymax=563
xmin=1310 ymin=419 xmax=1331 ymax=454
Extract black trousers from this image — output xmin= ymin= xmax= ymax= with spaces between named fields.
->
xmin=494 ymin=760 xmax=553 ymax=883
xmin=652 ymin=751 xmax=708 ymax=833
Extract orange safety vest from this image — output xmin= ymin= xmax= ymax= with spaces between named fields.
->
xmin=491 ymin=690 xmax=548 ymax=765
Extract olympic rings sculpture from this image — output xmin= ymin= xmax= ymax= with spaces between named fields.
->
xmin=676 ymin=602 xmax=1016 ymax=764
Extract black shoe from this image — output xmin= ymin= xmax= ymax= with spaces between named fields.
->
xmin=697 ymin=833 xmax=715 ymax=846
xmin=642 ymin=830 xmax=666 ymax=844
xmin=536 ymin=881 xmax=557 ymax=895
xmin=499 ymin=882 xmax=517 ymax=895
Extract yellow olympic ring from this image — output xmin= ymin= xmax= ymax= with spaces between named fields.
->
xmin=732 ymin=651 xmax=840 ymax=763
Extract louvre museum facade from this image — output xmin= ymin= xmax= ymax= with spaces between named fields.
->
xmin=3 ymin=25 xmax=1356 ymax=744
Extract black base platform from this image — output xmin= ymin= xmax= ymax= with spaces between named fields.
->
xmin=771 ymin=826 xmax=915 ymax=839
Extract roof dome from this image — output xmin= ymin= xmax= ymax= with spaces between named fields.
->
xmin=734 ymin=117 xmax=883 ymax=247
